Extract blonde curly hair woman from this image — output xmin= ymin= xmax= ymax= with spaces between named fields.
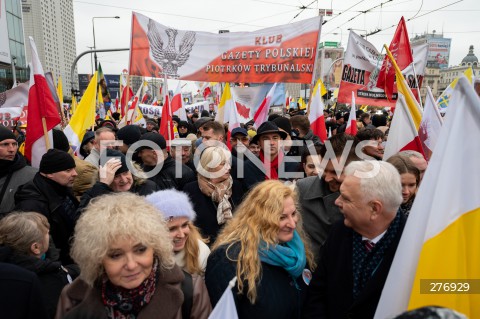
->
xmin=205 ymin=180 xmax=315 ymax=319
xmin=55 ymin=193 xmax=184 ymax=319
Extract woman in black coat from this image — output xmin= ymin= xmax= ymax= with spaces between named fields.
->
xmin=0 ymin=212 xmax=79 ymax=318
xmin=183 ymin=146 xmax=244 ymax=244
xmin=205 ymin=180 xmax=316 ymax=319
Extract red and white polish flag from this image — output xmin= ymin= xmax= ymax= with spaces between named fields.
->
xmin=24 ymin=36 xmax=61 ymax=168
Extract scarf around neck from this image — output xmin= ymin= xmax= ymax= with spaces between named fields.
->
xmin=0 ymin=153 xmax=26 ymax=177
xmin=258 ymin=230 xmax=307 ymax=278
xmin=259 ymin=151 xmax=283 ymax=180
xmin=102 ymin=257 xmax=159 ymax=319
xmin=198 ymin=174 xmax=233 ymax=225
xmin=352 ymin=211 xmax=402 ymax=298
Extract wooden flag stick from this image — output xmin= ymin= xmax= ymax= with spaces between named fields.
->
xmin=41 ymin=117 xmax=51 ymax=150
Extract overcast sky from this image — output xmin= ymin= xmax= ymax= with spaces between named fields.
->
xmin=73 ymin=0 xmax=479 ymax=78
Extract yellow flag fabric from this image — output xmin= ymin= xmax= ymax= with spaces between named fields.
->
xmin=375 ymin=76 xmax=480 ymax=318
xmin=71 ymin=95 xmax=77 ymax=115
xmin=384 ymin=45 xmax=422 ymax=130
xmin=63 ymin=72 xmax=98 ymax=156
xmin=298 ymin=97 xmax=307 ymax=110
xmin=57 ymin=76 xmax=63 ymax=105
xmin=215 ymin=83 xmax=233 ymax=124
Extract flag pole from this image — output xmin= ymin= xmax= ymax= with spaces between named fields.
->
xmin=92 ymin=73 xmax=97 ymax=131
xmin=307 ymin=16 xmax=324 ymax=116
xmin=41 ymin=117 xmax=51 ymax=150
xmin=411 ymin=62 xmax=424 ymax=108
xmin=163 ymin=72 xmax=172 ymax=149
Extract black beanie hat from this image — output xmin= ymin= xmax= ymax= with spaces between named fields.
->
xmin=273 ymin=116 xmax=292 ymax=135
xmin=138 ymin=132 xmax=167 ymax=151
xmin=52 ymin=129 xmax=71 ymax=152
xmin=104 ymin=149 xmax=129 ymax=176
xmin=39 ymin=149 xmax=76 ymax=174
xmin=116 ymin=125 xmax=142 ymax=146
xmin=0 ymin=125 xmax=16 ymax=142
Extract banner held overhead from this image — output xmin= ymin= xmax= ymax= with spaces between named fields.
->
xmin=129 ymin=12 xmax=322 ymax=83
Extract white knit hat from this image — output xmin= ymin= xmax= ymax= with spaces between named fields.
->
xmin=145 ymin=189 xmax=196 ymax=221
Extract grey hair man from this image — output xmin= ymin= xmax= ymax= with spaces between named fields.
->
xmin=84 ymin=127 xmax=117 ymax=167
xmin=304 ymin=160 xmax=406 ymax=319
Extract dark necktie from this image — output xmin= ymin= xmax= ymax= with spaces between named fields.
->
xmin=364 ymin=240 xmax=375 ymax=253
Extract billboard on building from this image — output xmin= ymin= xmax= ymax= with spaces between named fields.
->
xmin=0 ymin=0 xmax=12 ymax=64
xmin=320 ymin=47 xmax=344 ymax=88
xmin=78 ymin=74 xmax=92 ymax=95
xmin=104 ymin=74 xmax=120 ymax=99
xmin=78 ymin=74 xmax=120 ymax=98
xmin=427 ymin=37 xmax=451 ymax=69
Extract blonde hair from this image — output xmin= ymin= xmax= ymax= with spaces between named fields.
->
xmin=197 ymin=146 xmax=231 ymax=179
xmin=212 ymin=180 xmax=315 ymax=303
xmin=0 ymin=212 xmax=50 ymax=255
xmin=183 ymin=223 xmax=209 ymax=275
xmin=71 ymin=193 xmax=175 ymax=286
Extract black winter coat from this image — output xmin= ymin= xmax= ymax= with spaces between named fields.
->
xmin=14 ymin=173 xmax=79 ymax=265
xmin=144 ymin=155 xmax=196 ymax=190
xmin=206 ymin=242 xmax=310 ymax=319
xmin=302 ymin=214 xmax=406 ymax=319
xmin=240 ymin=155 xmax=300 ymax=191
xmin=0 ymin=262 xmax=50 ymax=319
xmin=183 ymin=180 xmax=244 ymax=244
xmin=0 ymin=246 xmax=79 ymax=318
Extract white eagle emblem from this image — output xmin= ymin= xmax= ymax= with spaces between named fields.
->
xmin=147 ymin=19 xmax=196 ymax=79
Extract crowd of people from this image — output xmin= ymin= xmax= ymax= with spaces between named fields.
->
xmin=0 ymin=106 xmax=466 ymax=319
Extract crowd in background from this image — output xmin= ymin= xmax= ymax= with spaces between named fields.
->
xmin=0 ymin=105 xmax=466 ymax=319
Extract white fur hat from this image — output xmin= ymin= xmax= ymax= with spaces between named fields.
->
xmin=145 ymin=189 xmax=196 ymax=221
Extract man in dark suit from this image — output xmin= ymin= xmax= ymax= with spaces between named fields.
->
xmin=303 ymin=160 xmax=406 ymax=319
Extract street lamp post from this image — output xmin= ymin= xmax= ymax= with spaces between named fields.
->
xmin=87 ymin=46 xmax=94 ymax=74
xmin=11 ymin=56 xmax=17 ymax=88
xmin=92 ymin=16 xmax=120 ymax=71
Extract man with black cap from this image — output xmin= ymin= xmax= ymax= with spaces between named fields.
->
xmin=136 ymin=132 xmax=195 ymax=190
xmin=14 ymin=149 xmax=79 ymax=264
xmin=177 ymin=120 xmax=190 ymax=138
xmin=145 ymin=119 xmax=158 ymax=133
xmin=241 ymin=121 xmax=299 ymax=190
xmin=230 ymin=127 xmax=250 ymax=156
xmin=116 ymin=124 xmax=142 ymax=154
xmin=0 ymin=126 xmax=37 ymax=216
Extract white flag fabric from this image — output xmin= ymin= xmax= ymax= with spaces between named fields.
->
xmin=418 ymin=86 xmax=443 ymax=161
xmin=375 ymin=76 xmax=480 ymax=318
xmin=208 ymin=277 xmax=238 ymax=319
xmin=253 ymin=83 xmax=277 ymax=129
xmin=383 ymin=94 xmax=423 ymax=160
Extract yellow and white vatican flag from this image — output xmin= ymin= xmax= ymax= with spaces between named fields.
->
xmin=375 ymin=76 xmax=480 ymax=318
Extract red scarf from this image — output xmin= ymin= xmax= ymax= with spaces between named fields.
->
xmin=259 ymin=151 xmax=283 ymax=180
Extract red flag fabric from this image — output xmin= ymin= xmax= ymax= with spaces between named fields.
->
xmin=120 ymin=86 xmax=134 ymax=118
xmin=171 ymin=82 xmax=187 ymax=121
xmin=159 ymin=95 xmax=174 ymax=147
xmin=308 ymin=80 xmax=327 ymax=142
xmin=345 ymin=92 xmax=358 ymax=136
xmin=253 ymin=83 xmax=277 ymax=128
xmin=203 ymin=86 xmax=212 ymax=100
xmin=24 ymin=36 xmax=61 ymax=168
xmin=376 ymin=17 xmax=414 ymax=101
